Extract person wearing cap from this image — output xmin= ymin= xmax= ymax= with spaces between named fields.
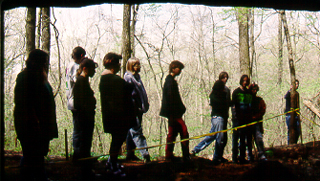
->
xmin=65 ymin=46 xmax=86 ymax=160
xmin=249 ymin=83 xmax=267 ymax=162
xmin=14 ymin=49 xmax=58 ymax=180
xmin=160 ymin=60 xmax=190 ymax=162
xmin=73 ymin=58 xmax=98 ymax=179
xmin=99 ymin=52 xmax=136 ymax=177
xmin=124 ymin=57 xmax=151 ymax=162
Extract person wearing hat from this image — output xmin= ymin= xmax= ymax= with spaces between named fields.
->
xmin=99 ymin=52 xmax=136 ymax=177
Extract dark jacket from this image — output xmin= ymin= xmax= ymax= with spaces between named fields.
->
xmin=124 ymin=71 xmax=149 ymax=114
xmin=14 ymin=70 xmax=58 ymax=141
xmin=231 ymin=87 xmax=253 ymax=125
xmin=99 ymin=73 xmax=136 ymax=134
xmin=252 ymin=96 xmax=266 ymax=133
xmin=74 ymin=75 xmax=96 ymax=115
xmin=284 ymin=90 xmax=300 ymax=115
xmin=210 ymin=90 xmax=228 ymax=119
xmin=160 ymin=74 xmax=186 ymax=119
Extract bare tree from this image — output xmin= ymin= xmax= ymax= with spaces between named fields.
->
xmin=41 ymin=7 xmax=50 ymax=54
xmin=26 ymin=7 xmax=36 ymax=55
xmin=131 ymin=4 xmax=139 ymax=57
xmin=280 ymin=10 xmax=299 ymax=145
xmin=236 ymin=7 xmax=250 ymax=75
xmin=122 ymin=4 xmax=131 ymax=76
xmin=278 ymin=13 xmax=283 ymax=85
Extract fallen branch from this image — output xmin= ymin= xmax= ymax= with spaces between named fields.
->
xmin=303 ymin=99 xmax=320 ymax=119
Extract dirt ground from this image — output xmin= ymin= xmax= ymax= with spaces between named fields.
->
xmin=4 ymin=141 xmax=320 ymax=181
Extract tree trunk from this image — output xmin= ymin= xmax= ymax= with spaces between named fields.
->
xmin=41 ymin=7 xmax=50 ymax=55
xmin=122 ymin=4 xmax=131 ymax=77
xmin=36 ymin=8 xmax=42 ymax=49
xmin=26 ymin=7 xmax=36 ymax=55
xmin=249 ymin=8 xmax=255 ymax=78
xmin=236 ymin=7 xmax=250 ymax=76
xmin=278 ymin=13 xmax=283 ymax=85
xmin=131 ymin=4 xmax=139 ymax=57
xmin=280 ymin=10 xmax=299 ymax=145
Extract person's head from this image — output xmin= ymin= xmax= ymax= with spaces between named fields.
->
xmin=249 ymin=82 xmax=259 ymax=96
xmin=219 ymin=71 xmax=229 ymax=84
xmin=169 ymin=60 xmax=184 ymax=76
xmin=103 ymin=52 xmax=122 ymax=74
xmin=239 ymin=74 xmax=250 ymax=88
xmin=295 ymin=79 xmax=299 ymax=89
xmin=212 ymin=80 xmax=225 ymax=93
xmin=77 ymin=58 xmax=98 ymax=78
xmin=26 ymin=49 xmax=49 ymax=73
xmin=126 ymin=57 xmax=141 ymax=74
xmin=72 ymin=46 xmax=86 ymax=64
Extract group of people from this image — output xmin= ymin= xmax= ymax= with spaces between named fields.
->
xmin=13 ymin=47 xmax=300 ymax=180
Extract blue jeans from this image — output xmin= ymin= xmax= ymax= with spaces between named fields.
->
xmin=126 ymin=113 xmax=149 ymax=157
xmin=193 ymin=116 xmax=227 ymax=159
xmin=286 ymin=115 xmax=300 ymax=144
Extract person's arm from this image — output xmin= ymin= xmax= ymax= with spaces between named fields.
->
xmin=284 ymin=90 xmax=290 ymax=99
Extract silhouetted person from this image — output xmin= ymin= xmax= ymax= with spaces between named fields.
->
xmin=160 ymin=60 xmax=190 ymax=162
xmin=73 ymin=58 xmax=98 ymax=180
xmin=65 ymin=46 xmax=86 ymax=160
xmin=124 ymin=57 xmax=151 ymax=162
xmin=99 ymin=52 xmax=136 ymax=177
xmin=14 ymin=49 xmax=58 ymax=180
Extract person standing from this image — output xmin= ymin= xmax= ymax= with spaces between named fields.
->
xmin=249 ymin=83 xmax=267 ymax=161
xmin=73 ymin=59 xmax=97 ymax=157
xmin=14 ymin=49 xmax=58 ymax=180
xmin=160 ymin=60 xmax=190 ymax=162
xmin=124 ymin=57 xmax=151 ymax=162
xmin=231 ymin=74 xmax=253 ymax=164
xmin=99 ymin=52 xmax=136 ymax=176
xmin=65 ymin=46 xmax=86 ymax=160
xmin=73 ymin=58 xmax=98 ymax=180
xmin=191 ymin=80 xmax=229 ymax=165
xmin=284 ymin=79 xmax=300 ymax=144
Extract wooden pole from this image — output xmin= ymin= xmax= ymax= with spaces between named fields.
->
xmin=65 ymin=129 xmax=68 ymax=161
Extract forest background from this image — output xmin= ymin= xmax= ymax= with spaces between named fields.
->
xmin=3 ymin=4 xmax=320 ymax=160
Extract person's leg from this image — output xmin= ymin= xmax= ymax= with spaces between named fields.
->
xmin=232 ymin=120 xmax=239 ymax=163
xmin=126 ymin=129 xmax=137 ymax=159
xmin=109 ymin=131 xmax=127 ymax=170
xmin=286 ymin=115 xmax=291 ymax=145
xmin=20 ymin=137 xmax=49 ymax=180
xmin=165 ymin=120 xmax=178 ymax=159
xmin=246 ymin=126 xmax=253 ymax=162
xmin=254 ymin=124 xmax=266 ymax=159
xmin=131 ymin=114 xmax=150 ymax=159
xmin=193 ymin=117 xmax=217 ymax=154
xmin=176 ymin=118 xmax=190 ymax=159
xmin=213 ymin=117 xmax=226 ymax=160
xmin=72 ymin=110 xmax=82 ymax=160
xmin=295 ymin=116 xmax=301 ymax=143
